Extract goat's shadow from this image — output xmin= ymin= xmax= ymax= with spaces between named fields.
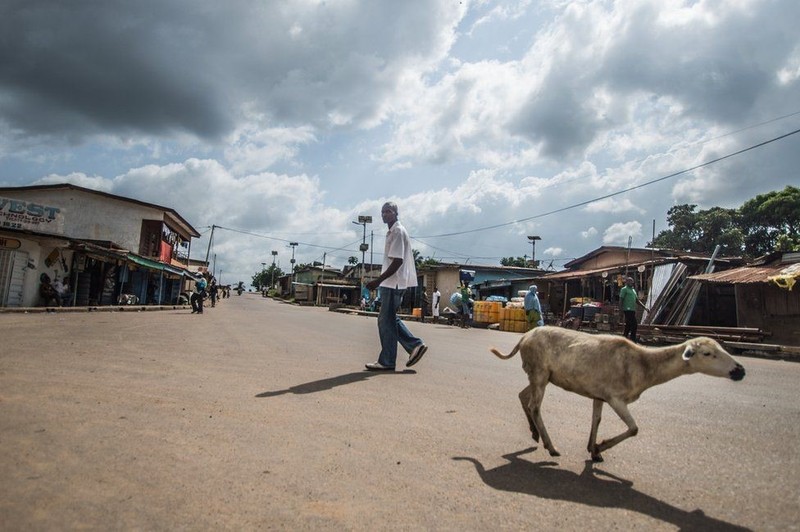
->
xmin=255 ymin=370 xmax=415 ymax=397
xmin=453 ymin=448 xmax=750 ymax=531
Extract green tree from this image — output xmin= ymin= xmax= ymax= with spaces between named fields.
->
xmin=412 ymin=249 xmax=422 ymax=269
xmin=739 ymin=186 xmax=800 ymax=256
xmin=500 ymin=256 xmax=530 ymax=267
xmin=694 ymin=207 xmax=743 ymax=256
xmin=650 ymin=204 xmax=699 ymax=251
xmin=651 ymin=186 xmax=800 ymax=257
xmin=418 ymin=256 xmax=441 ymax=268
xmin=251 ymin=264 xmax=284 ymax=290
xmin=650 ymin=205 xmax=741 ymax=255
xmin=348 ymin=256 xmax=358 ymax=265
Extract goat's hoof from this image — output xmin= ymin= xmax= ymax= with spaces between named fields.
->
xmin=548 ymin=449 xmax=561 ymax=457
xmin=591 ymin=454 xmax=604 ymax=463
xmin=531 ymin=433 xmax=540 ymax=443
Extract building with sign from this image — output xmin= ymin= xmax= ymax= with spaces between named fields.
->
xmin=0 ymin=184 xmax=201 ymax=307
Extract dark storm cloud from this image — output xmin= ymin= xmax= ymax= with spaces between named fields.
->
xmin=509 ymin=77 xmax=610 ymax=160
xmin=507 ymin=0 xmax=800 ymax=160
xmin=0 ymin=1 xmax=232 ymax=139
xmin=600 ymin=1 xmax=795 ymax=124
xmin=0 ymin=0 xmax=452 ymax=145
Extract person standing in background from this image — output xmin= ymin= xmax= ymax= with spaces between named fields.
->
xmin=431 ymin=286 xmax=441 ymax=323
xmin=208 ymin=278 xmax=219 ymax=308
xmin=619 ymin=276 xmax=648 ymax=342
xmin=459 ymin=281 xmax=471 ymax=328
xmin=524 ymin=285 xmax=544 ymax=331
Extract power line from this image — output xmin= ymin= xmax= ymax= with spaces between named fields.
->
xmin=499 ymin=109 xmax=800 ymax=198
xmin=213 ymin=225 xmax=364 ymax=253
xmin=414 ymin=126 xmax=800 ymax=239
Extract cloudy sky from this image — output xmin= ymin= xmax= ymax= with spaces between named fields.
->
xmin=2 ymin=0 xmax=799 ymax=285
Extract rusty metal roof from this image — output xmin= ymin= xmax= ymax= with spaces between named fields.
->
xmin=690 ymin=263 xmax=798 ymax=284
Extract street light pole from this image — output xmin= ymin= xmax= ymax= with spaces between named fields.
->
xmin=261 ymin=262 xmax=266 ymax=292
xmin=289 ymin=242 xmax=298 ymax=297
xmin=352 ymin=216 xmax=372 ymax=286
xmin=527 ymin=235 xmax=541 ymax=268
xmin=270 ymin=250 xmax=278 ymax=290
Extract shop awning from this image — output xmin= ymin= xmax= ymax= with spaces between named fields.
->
xmin=126 ymin=254 xmax=166 ymax=270
xmin=124 ymin=253 xmax=195 ymax=278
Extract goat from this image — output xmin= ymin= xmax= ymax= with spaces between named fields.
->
xmin=490 ymin=326 xmax=745 ymax=462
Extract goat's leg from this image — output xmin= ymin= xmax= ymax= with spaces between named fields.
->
xmin=518 ymin=385 xmax=540 ymax=443
xmin=588 ymin=399 xmax=604 ymax=462
xmin=526 ymin=376 xmax=560 ymax=457
xmin=594 ymin=398 xmax=639 ymax=458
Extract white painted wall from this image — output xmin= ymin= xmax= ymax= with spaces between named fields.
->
xmin=5 ymin=188 xmax=165 ymax=251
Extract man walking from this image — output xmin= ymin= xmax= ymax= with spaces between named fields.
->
xmin=365 ymin=202 xmax=428 ymax=371
xmin=190 ymin=274 xmax=208 ymax=314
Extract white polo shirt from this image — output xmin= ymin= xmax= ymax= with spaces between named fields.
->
xmin=379 ymin=220 xmax=418 ymax=290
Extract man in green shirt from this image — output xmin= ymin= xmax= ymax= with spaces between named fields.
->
xmin=619 ymin=276 xmax=648 ymax=343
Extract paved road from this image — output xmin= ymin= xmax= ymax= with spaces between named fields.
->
xmin=1 ymin=295 xmax=798 ymax=530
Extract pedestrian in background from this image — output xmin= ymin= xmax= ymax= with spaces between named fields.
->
xmin=432 ymin=286 xmax=441 ymax=323
xmin=364 ymin=202 xmax=428 ymax=371
xmin=459 ymin=280 xmax=471 ymax=328
xmin=191 ymin=274 xmax=208 ymax=314
xmin=420 ymin=289 xmax=429 ymax=323
xmin=524 ymin=284 xmax=544 ymax=331
xmin=619 ymin=276 xmax=648 ymax=342
xmin=209 ymin=278 xmax=219 ymax=308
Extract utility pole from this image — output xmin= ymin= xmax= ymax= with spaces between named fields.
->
xmin=270 ymin=250 xmax=278 ymax=290
xmin=205 ymin=225 xmax=215 ymax=264
xmin=352 ymin=216 xmax=372 ymax=286
xmin=289 ymin=242 xmax=298 ymax=297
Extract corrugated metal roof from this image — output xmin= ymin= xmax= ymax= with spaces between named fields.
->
xmin=689 ymin=264 xmax=794 ymax=284
xmin=539 ymin=265 xmax=622 ymax=280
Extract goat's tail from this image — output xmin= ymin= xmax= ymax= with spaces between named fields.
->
xmin=490 ymin=339 xmax=522 ymax=360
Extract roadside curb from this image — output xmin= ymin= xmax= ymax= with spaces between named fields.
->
xmin=0 ymin=305 xmax=192 ymax=314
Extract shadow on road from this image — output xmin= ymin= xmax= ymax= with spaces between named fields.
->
xmin=255 ymin=370 xmax=416 ymax=397
xmin=453 ymin=447 xmax=751 ymax=531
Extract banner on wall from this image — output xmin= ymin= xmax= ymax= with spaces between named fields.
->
xmin=0 ymin=197 xmax=65 ymax=234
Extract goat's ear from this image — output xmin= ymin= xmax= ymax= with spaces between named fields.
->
xmin=682 ymin=344 xmax=695 ymax=360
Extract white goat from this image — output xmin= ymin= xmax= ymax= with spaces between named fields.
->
xmin=490 ymin=326 xmax=745 ymax=462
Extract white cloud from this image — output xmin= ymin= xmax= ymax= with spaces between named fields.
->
xmin=38 ymin=173 xmax=114 ymax=193
xmin=4 ymin=0 xmax=800 ymax=284
xmin=603 ymin=221 xmax=643 ymax=246
xmin=224 ymin=122 xmax=316 ymax=176
xmin=584 ymin=197 xmax=645 ymax=215
xmin=542 ymin=246 xmax=563 ymax=257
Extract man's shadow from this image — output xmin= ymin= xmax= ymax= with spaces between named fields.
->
xmin=453 ymin=448 xmax=750 ymax=531
xmin=256 ymin=370 xmax=416 ymax=397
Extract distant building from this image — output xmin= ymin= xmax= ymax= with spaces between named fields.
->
xmin=689 ymin=251 xmax=800 ymax=346
xmin=0 ymin=183 xmax=200 ymax=307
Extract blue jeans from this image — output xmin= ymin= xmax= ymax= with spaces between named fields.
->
xmin=377 ymin=287 xmax=424 ymax=367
